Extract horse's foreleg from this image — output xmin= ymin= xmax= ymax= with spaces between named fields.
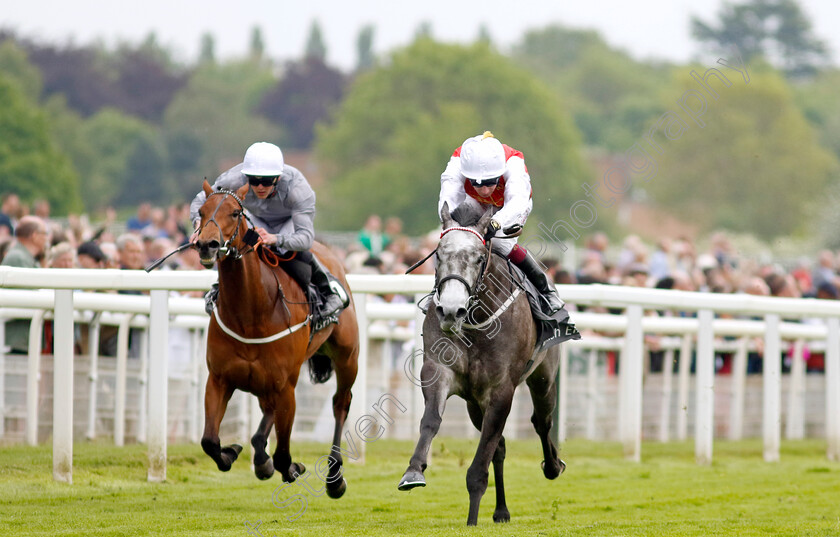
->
xmin=465 ymin=389 xmax=514 ymax=526
xmin=398 ymin=364 xmax=452 ymax=491
xmin=526 ymin=358 xmax=566 ymax=480
xmin=201 ymin=374 xmax=241 ymax=471
xmin=252 ymin=403 xmax=275 ymax=480
xmin=272 ymin=386 xmax=305 ymax=483
xmin=324 ymin=355 xmax=356 ymax=499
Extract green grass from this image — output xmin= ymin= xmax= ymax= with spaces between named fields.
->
xmin=1 ymin=438 xmax=839 ymax=536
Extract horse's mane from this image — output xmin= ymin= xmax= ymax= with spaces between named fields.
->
xmin=450 ymin=201 xmax=489 ymax=227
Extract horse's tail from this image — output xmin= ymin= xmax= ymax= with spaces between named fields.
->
xmin=308 ymin=353 xmax=333 ymax=384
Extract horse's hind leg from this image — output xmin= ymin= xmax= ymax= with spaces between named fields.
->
xmin=398 ymin=364 xmax=452 ymax=491
xmin=466 ymin=388 xmax=514 ymax=526
xmin=201 ymin=374 xmax=242 ymax=471
xmin=526 ymin=354 xmax=566 ymax=479
xmin=252 ymin=403 xmax=275 ymax=480
xmin=467 ymin=400 xmax=509 ymax=523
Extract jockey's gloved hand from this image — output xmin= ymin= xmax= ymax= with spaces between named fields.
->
xmin=484 ymin=219 xmax=501 ymax=242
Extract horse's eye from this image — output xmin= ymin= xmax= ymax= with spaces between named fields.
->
xmin=232 ymin=210 xmax=242 ymax=217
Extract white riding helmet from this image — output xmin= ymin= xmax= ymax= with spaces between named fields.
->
xmin=242 ymin=142 xmax=284 ymax=176
xmin=459 ymin=131 xmax=505 ymax=183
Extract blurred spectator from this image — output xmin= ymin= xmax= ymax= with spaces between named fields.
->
xmin=100 ymin=242 xmax=120 ymax=269
xmin=117 ymin=233 xmax=147 ymax=271
xmin=126 ymin=202 xmax=153 ymax=233
xmin=32 ymin=199 xmax=51 ymax=223
xmin=0 ymin=193 xmax=22 ymax=235
xmin=77 ymin=241 xmax=107 ymax=269
xmin=358 ymin=214 xmax=389 ymax=256
xmin=46 ymin=242 xmax=76 ymax=268
xmin=1 ymin=216 xmax=48 ymax=267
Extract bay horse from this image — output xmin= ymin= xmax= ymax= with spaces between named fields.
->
xmin=398 ymin=202 xmax=570 ymax=525
xmin=194 ymin=180 xmax=358 ymax=498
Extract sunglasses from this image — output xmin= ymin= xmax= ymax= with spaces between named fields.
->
xmin=247 ymin=175 xmax=278 ymax=187
xmin=469 ymin=177 xmax=500 ymax=188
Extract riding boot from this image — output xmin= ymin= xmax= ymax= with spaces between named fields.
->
xmin=309 ymin=256 xmax=345 ymax=319
xmin=512 ymin=253 xmax=565 ymax=315
xmin=204 ymin=282 xmax=219 ymax=315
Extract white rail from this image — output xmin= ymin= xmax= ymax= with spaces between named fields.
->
xmin=1 ymin=267 xmax=839 ymax=482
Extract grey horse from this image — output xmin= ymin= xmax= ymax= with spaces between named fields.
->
xmin=398 ymin=202 xmax=568 ymax=526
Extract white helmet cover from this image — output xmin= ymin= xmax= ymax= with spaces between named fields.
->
xmin=459 ymin=132 xmax=505 ymax=183
xmin=242 ymin=142 xmax=284 ymax=176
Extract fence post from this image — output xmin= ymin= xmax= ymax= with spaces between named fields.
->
xmin=826 ymin=317 xmax=840 ymax=461
xmin=0 ymin=320 xmax=5 ymax=439
xmin=676 ymin=335 xmax=692 ymax=441
xmin=85 ymin=313 xmax=101 ymax=440
xmin=763 ymin=314 xmax=781 ymax=462
xmin=585 ymin=349 xmax=599 ymax=440
xmin=26 ymin=310 xmax=45 ymax=446
xmin=348 ymin=292 xmax=368 ymax=464
xmin=695 ymin=309 xmax=715 ymax=465
xmin=620 ymin=304 xmax=643 ymax=462
xmin=728 ymin=337 xmax=748 ymax=440
xmin=147 ymin=290 xmax=169 ymax=482
xmin=658 ymin=347 xmax=674 ymax=443
xmin=53 ymin=289 xmax=74 ymax=483
xmin=114 ymin=314 xmax=134 ymax=447
xmin=785 ymin=339 xmax=806 ymax=440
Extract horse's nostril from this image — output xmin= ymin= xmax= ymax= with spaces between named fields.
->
xmin=455 ymin=307 xmax=468 ymax=320
xmin=208 ymin=240 xmax=221 ymax=250
xmin=435 ymin=305 xmax=444 ymax=319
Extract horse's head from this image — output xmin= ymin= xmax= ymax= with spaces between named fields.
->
xmin=434 ymin=202 xmax=493 ymax=333
xmin=195 ymin=180 xmax=251 ymax=268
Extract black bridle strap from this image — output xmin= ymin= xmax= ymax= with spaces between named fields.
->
xmin=437 ymin=273 xmax=473 ymax=296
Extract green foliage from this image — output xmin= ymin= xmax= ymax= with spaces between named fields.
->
xmin=316 ymin=40 xmax=589 ymax=234
xmin=355 ymin=25 xmax=376 ymax=72
xmin=305 ymin=21 xmax=327 ymax=62
xmin=79 ymin=108 xmax=164 ymax=210
xmin=0 ymin=39 xmax=42 ymax=98
xmin=162 ymin=60 xmax=282 ymax=199
xmin=513 ymin=25 xmax=672 ymax=151
xmin=691 ymin=0 xmax=830 ymax=78
xmin=0 ymin=75 xmax=81 ymax=214
xmin=645 ymin=65 xmax=839 ymax=239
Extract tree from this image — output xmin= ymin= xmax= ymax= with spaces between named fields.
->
xmin=691 ymin=0 xmax=830 ymax=78
xmin=644 ymin=66 xmax=838 ymax=239
xmin=0 ymin=75 xmax=81 ymax=214
xmin=316 ymin=40 xmax=589 ymax=234
xmin=513 ymin=25 xmax=672 ymax=151
xmin=163 ymin=60 xmax=281 ymax=199
xmin=199 ymin=33 xmax=216 ymax=65
xmin=355 ymin=25 xmax=375 ymax=72
xmin=304 ymin=21 xmax=327 ymax=62
xmin=258 ymin=58 xmax=345 ymax=149
xmin=0 ymin=39 xmax=42 ymax=98
xmin=249 ymin=26 xmax=265 ymax=62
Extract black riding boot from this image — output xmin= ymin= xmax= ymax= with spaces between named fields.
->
xmin=309 ymin=256 xmax=345 ymax=319
xmin=513 ymin=253 xmax=565 ymax=315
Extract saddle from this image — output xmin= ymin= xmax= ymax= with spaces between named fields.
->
xmin=420 ymin=251 xmax=580 ymax=352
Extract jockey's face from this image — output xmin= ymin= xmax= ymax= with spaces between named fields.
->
xmin=474 ymin=185 xmax=496 ymax=198
xmin=247 ymin=175 xmax=278 ymax=199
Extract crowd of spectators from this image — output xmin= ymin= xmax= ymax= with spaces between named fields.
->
xmin=2 ymin=192 xmax=838 ymax=373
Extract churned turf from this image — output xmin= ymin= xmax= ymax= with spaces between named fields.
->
xmin=1 ymin=438 xmax=838 ymax=536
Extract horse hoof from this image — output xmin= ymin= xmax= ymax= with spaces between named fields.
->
xmin=541 ymin=458 xmax=567 ymax=480
xmin=326 ymin=478 xmax=347 ymax=499
xmin=255 ymin=458 xmax=275 ymax=480
xmin=398 ymin=471 xmax=426 ymax=491
xmin=217 ymin=444 xmax=243 ymax=471
xmin=493 ymin=509 xmax=511 ymax=523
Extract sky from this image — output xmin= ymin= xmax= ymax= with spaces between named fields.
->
xmin=3 ymin=0 xmax=839 ymax=70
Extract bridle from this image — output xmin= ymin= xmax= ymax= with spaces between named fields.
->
xmin=435 ymin=226 xmax=492 ymax=306
xmin=199 ymin=189 xmax=257 ymax=261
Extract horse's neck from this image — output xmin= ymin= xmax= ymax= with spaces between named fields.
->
xmin=471 ymin=256 xmax=519 ymax=319
xmin=217 ymin=254 xmax=278 ymax=311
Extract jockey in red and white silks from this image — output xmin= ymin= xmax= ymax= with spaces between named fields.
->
xmin=437 ymin=131 xmax=563 ymax=314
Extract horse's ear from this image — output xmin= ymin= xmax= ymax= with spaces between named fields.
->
xmin=236 ymin=182 xmax=250 ymax=199
xmin=202 ymin=180 xmax=213 ymax=196
xmin=476 ymin=207 xmax=493 ymax=232
xmin=440 ymin=202 xmax=454 ymax=229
